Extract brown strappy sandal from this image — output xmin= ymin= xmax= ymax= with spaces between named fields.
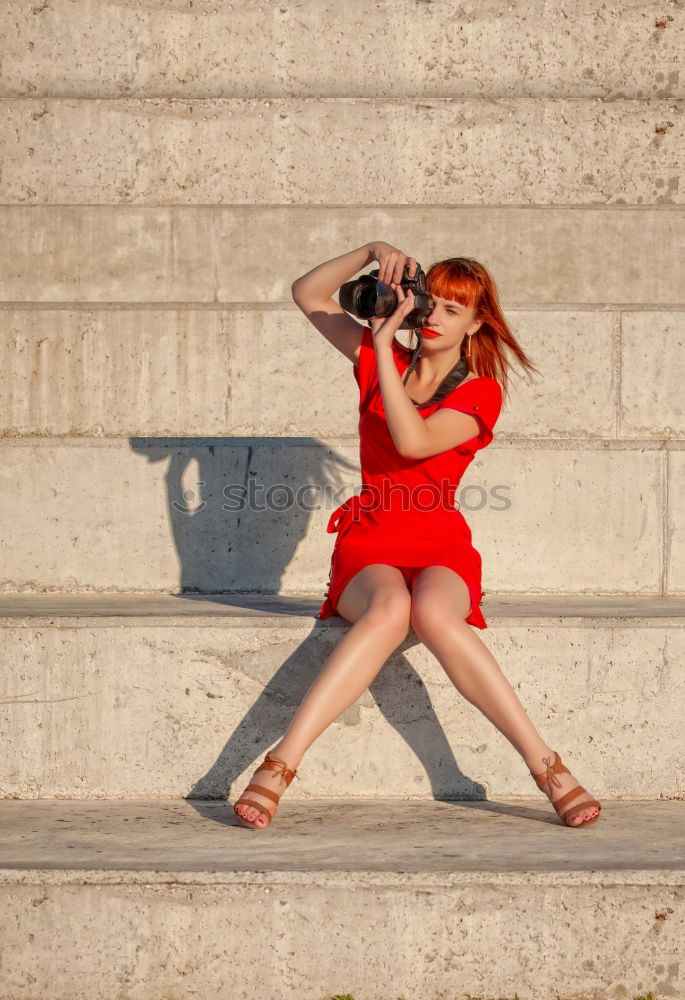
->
xmin=530 ymin=750 xmax=602 ymax=828
xmin=233 ymin=752 xmax=299 ymax=830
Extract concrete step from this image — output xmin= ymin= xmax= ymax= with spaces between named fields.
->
xmin=2 ymin=306 xmax=684 ymax=439
xmin=1 ymin=594 xmax=683 ymax=800
xmin=3 ymin=0 xmax=681 ymax=101
xmin=1 ymin=435 xmax=682 ymax=594
xmin=0 ymin=798 xmax=682 ymax=999
xmin=1 ymin=98 xmax=681 ymax=205
xmin=2 ymin=205 xmax=682 ymax=304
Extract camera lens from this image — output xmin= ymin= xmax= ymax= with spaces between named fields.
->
xmin=373 ymin=282 xmax=397 ymax=318
xmin=357 ymin=283 xmax=378 ymax=317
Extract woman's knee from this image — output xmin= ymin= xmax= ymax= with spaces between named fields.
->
xmin=337 ymin=565 xmax=412 ymax=631
xmin=409 ymin=591 xmax=470 ymax=640
xmin=408 ymin=567 xmax=473 ymax=638
xmin=365 ymin=586 xmax=412 ymax=636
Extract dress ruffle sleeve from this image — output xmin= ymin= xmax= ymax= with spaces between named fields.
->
xmin=440 ymin=378 xmax=503 ymax=451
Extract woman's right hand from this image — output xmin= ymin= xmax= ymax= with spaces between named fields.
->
xmin=368 ymin=242 xmax=417 ymax=286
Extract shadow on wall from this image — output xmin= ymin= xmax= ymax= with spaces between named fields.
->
xmin=128 ymin=434 xmax=488 ymax=806
xmin=183 ymin=624 xmax=487 ymax=806
xmin=128 ymin=434 xmax=358 ymax=594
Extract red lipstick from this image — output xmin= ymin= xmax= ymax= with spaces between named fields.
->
xmin=421 ymin=327 xmax=442 ymax=338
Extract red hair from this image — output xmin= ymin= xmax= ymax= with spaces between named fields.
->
xmin=416 ymin=257 xmax=541 ymax=402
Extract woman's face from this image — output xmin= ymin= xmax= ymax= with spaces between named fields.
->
xmin=421 ymin=293 xmax=482 ymax=347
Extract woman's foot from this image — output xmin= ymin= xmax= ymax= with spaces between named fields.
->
xmin=528 ymin=749 xmax=600 ymax=826
xmin=234 ymin=751 xmax=298 ymax=828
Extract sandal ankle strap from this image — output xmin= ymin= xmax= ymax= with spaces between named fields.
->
xmin=530 ymin=750 xmax=569 ymax=792
xmin=263 ymin=752 xmax=299 ymax=786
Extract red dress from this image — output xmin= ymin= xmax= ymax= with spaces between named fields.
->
xmin=317 ymin=326 xmax=503 ymax=628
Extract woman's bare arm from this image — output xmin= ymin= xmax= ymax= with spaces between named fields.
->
xmin=291 ymin=242 xmax=417 ymax=365
xmin=291 ymin=244 xmax=375 ymax=365
xmin=291 ymin=243 xmax=375 ymax=301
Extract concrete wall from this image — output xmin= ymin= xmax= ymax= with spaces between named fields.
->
xmin=1 ymin=2 xmax=683 ymax=599
xmin=2 ymin=1 xmax=682 ymax=99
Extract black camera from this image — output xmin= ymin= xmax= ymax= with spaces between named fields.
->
xmin=339 ymin=263 xmax=433 ymax=330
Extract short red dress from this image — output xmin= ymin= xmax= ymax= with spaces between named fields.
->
xmin=317 ymin=326 xmax=503 ymax=628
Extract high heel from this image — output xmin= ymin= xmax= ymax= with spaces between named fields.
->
xmin=233 ymin=752 xmax=299 ymax=830
xmin=530 ymin=750 xmax=601 ymax=828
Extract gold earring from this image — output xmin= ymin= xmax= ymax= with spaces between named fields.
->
xmin=466 ymin=333 xmax=473 ymax=363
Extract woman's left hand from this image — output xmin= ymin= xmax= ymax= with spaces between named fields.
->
xmin=369 ymin=284 xmax=415 ymax=350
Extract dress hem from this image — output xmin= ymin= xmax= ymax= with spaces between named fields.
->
xmin=317 ymin=566 xmax=488 ymax=630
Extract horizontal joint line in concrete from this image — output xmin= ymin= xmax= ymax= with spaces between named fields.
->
xmin=0 ymin=867 xmax=682 ymax=889
xmin=2 ymin=618 xmax=685 ymax=630
xmin=0 ymin=436 xmax=683 ymax=450
xmin=15 ymin=90 xmax=684 ymax=100
xmin=4 ymin=96 xmax=683 ymax=102
xmin=2 ymin=203 xmax=684 ymax=212
xmin=2 ymin=302 xmax=685 ymax=312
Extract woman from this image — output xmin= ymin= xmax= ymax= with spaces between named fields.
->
xmin=233 ymin=241 xmax=601 ymax=831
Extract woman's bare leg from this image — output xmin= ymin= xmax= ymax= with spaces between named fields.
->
xmin=409 ymin=566 xmax=600 ymax=826
xmin=235 ymin=565 xmax=412 ymax=826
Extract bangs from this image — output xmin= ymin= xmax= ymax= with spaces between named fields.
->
xmin=426 ymin=260 xmax=481 ymax=310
